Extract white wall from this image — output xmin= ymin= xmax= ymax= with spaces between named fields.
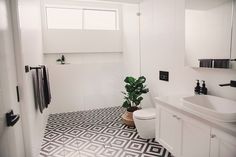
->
xmin=45 ymin=3 xmax=140 ymax=113
xmin=44 ymin=53 xmax=124 ymax=113
xmin=44 ymin=30 xmax=123 ymax=53
xmin=232 ymin=0 xmax=236 ymax=69
xmin=140 ymin=0 xmax=236 ymax=104
xmin=11 ymin=0 xmax=49 ymax=156
xmin=123 ymin=4 xmax=140 ymax=77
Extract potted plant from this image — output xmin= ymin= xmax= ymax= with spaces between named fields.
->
xmin=121 ymin=76 xmax=149 ymax=127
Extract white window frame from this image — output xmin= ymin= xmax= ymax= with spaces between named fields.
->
xmin=45 ymin=6 xmax=120 ymax=30
xmin=45 ymin=7 xmax=83 ymax=29
xmin=41 ymin=1 xmax=123 ymax=54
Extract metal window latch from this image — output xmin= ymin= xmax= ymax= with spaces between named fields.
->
xmin=5 ymin=110 xmax=20 ymax=127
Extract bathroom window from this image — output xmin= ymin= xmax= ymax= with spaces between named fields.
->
xmin=46 ymin=7 xmax=119 ymax=30
xmin=84 ymin=9 xmax=118 ymax=30
xmin=46 ymin=8 xmax=83 ymax=29
xmin=43 ymin=3 xmax=122 ymax=54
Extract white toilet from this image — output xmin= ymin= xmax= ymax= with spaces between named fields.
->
xmin=133 ymin=108 xmax=156 ymax=139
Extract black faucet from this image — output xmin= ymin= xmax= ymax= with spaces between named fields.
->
xmin=219 ymin=80 xmax=236 ymax=87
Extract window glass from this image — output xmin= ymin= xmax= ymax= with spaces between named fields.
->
xmin=46 ymin=7 xmax=83 ymax=29
xmin=83 ymin=9 xmax=117 ymax=30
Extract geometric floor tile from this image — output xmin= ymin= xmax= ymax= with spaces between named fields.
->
xmin=110 ymin=138 xmax=128 ymax=148
xmin=64 ymin=128 xmax=85 ymax=137
xmin=80 ymin=132 xmax=97 ymax=141
xmin=125 ymin=141 xmax=147 ymax=153
xmin=89 ymin=125 xmax=106 ymax=133
xmin=144 ymin=144 xmax=165 ymax=155
xmin=116 ymin=130 xmax=136 ymax=140
xmin=40 ymin=106 xmax=172 ymax=157
xmin=54 ymin=134 xmax=73 ymax=145
xmin=102 ymin=128 xmax=119 ymax=136
xmin=92 ymin=134 xmax=113 ymax=145
xmin=120 ymin=151 xmax=141 ymax=157
xmin=53 ymin=147 xmax=76 ymax=157
xmin=65 ymin=138 xmax=88 ymax=150
xmin=98 ymin=146 xmax=122 ymax=157
xmin=83 ymin=143 xmax=103 ymax=154
xmin=41 ymin=142 xmax=61 ymax=155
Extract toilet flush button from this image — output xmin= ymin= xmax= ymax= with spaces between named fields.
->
xmin=159 ymin=71 xmax=169 ymax=81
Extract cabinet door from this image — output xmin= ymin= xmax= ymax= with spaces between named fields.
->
xmin=159 ymin=107 xmax=182 ymax=156
xmin=181 ymin=115 xmax=211 ymax=157
xmin=210 ymin=128 xmax=236 ymax=157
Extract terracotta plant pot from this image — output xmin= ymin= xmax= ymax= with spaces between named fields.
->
xmin=121 ymin=107 xmax=139 ymax=127
xmin=121 ymin=111 xmax=135 ymax=127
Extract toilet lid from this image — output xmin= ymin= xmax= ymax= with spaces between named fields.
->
xmin=134 ymin=108 xmax=156 ymax=120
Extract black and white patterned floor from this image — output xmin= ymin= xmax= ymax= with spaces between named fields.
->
xmin=40 ymin=107 xmax=171 ymax=157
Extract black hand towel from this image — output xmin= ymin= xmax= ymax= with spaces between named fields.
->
xmin=199 ymin=59 xmax=213 ymax=68
xmin=213 ymin=59 xmax=230 ymax=68
xmin=42 ymin=65 xmax=51 ymax=107
xmin=32 ymin=69 xmax=45 ymax=113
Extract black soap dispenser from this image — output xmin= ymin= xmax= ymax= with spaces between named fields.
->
xmin=194 ymin=80 xmax=201 ymax=95
xmin=201 ymin=80 xmax=208 ymax=95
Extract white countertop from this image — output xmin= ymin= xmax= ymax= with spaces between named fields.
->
xmin=155 ymin=95 xmax=236 ymax=137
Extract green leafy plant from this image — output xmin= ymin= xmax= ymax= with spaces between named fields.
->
xmin=122 ymin=76 xmax=149 ymax=112
xmin=56 ymin=55 xmax=65 ymax=64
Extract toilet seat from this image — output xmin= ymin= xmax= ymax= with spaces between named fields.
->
xmin=133 ymin=108 xmax=156 ymax=120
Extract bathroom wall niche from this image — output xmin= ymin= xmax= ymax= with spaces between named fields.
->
xmin=185 ymin=0 xmax=236 ymax=69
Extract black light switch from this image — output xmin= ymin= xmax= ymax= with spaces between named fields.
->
xmin=159 ymin=71 xmax=169 ymax=81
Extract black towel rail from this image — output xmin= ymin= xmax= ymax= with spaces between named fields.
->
xmin=25 ymin=65 xmax=42 ymax=73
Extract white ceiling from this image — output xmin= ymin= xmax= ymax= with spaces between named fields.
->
xmin=186 ymin=0 xmax=232 ymax=10
xmin=73 ymin=0 xmax=141 ymax=4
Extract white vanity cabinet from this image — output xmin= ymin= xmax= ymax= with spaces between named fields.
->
xmin=210 ymin=128 xmax=236 ymax=157
xmin=156 ymin=106 xmax=212 ymax=157
xmin=155 ymin=96 xmax=236 ymax=157
xmin=157 ymin=107 xmax=182 ymax=156
xmin=181 ymin=114 xmax=211 ymax=157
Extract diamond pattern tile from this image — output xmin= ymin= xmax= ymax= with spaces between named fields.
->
xmin=40 ymin=106 xmax=172 ymax=157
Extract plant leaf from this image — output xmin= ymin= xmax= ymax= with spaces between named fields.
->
xmin=137 ymin=76 xmax=146 ymax=83
xmin=124 ymin=77 xmax=136 ymax=84
xmin=122 ymin=101 xmax=131 ymax=108
xmin=121 ymin=91 xmax=127 ymax=95
xmin=125 ymin=84 xmax=134 ymax=92
xmin=142 ymin=88 xmax=149 ymax=93
xmin=122 ymin=76 xmax=149 ymax=108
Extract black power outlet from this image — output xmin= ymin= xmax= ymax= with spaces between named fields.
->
xmin=159 ymin=71 xmax=169 ymax=81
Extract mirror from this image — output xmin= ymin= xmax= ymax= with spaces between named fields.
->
xmin=185 ymin=0 xmax=236 ymax=69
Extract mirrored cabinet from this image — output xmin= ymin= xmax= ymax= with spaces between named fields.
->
xmin=185 ymin=0 xmax=236 ymax=69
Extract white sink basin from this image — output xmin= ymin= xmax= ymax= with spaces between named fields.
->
xmin=182 ymin=95 xmax=236 ymax=122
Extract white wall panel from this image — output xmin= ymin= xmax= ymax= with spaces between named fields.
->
xmin=44 ymin=3 xmax=141 ymax=113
